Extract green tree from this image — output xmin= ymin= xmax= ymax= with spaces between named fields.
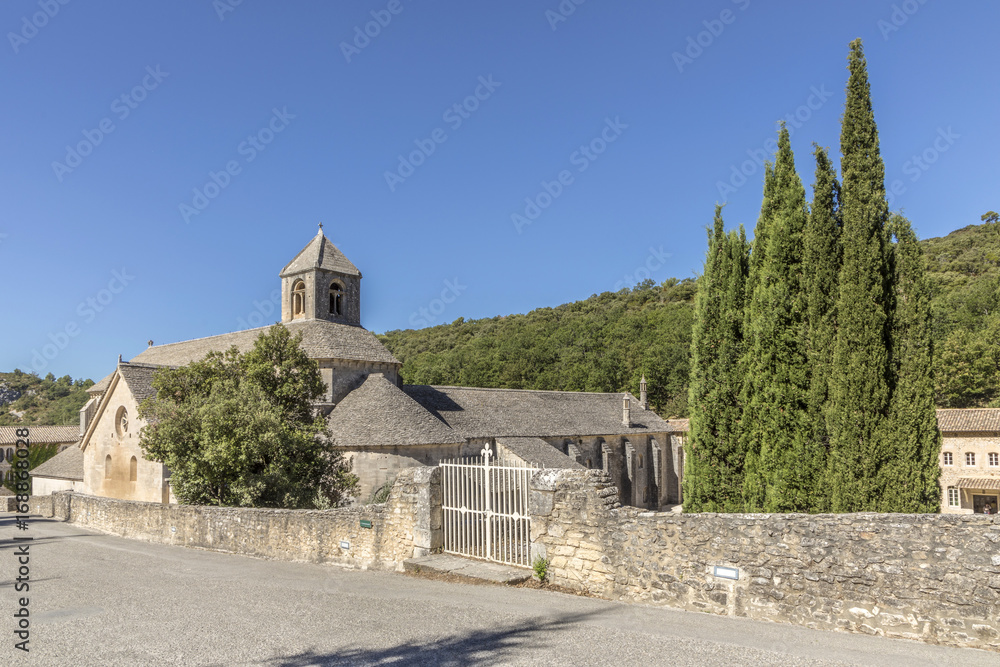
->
xmin=827 ymin=38 xmax=892 ymax=512
xmin=685 ymin=206 xmax=749 ymax=512
xmin=738 ymin=162 xmax=776 ymax=509
xmin=879 ymin=215 xmax=941 ymax=511
xmin=802 ymin=144 xmax=841 ymax=511
xmin=934 ymin=315 xmax=1000 ymax=407
xmin=742 ymin=125 xmax=813 ymax=512
xmin=139 ymin=324 xmax=357 ymax=508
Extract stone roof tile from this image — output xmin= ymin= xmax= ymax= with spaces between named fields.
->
xmin=128 ymin=320 xmax=398 ymax=367
xmin=89 ymin=372 xmax=115 ymax=395
xmin=327 ymin=374 xmax=463 ymax=448
xmin=280 ymin=230 xmax=360 ymax=278
xmin=403 ymin=385 xmax=673 ymax=439
xmin=29 ymin=444 xmax=83 ymax=481
xmin=495 ymin=436 xmax=585 ymax=470
xmin=117 ymin=363 xmax=162 ymax=405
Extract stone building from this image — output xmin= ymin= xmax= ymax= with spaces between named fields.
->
xmin=41 ymin=227 xmax=684 ymax=509
xmin=1 ymin=425 xmax=80 ymax=490
xmin=937 ymin=408 xmax=1000 ymax=514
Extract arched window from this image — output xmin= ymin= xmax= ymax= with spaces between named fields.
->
xmin=291 ymin=280 xmax=306 ymax=318
xmin=129 ymin=456 xmax=138 ymax=482
xmin=329 ymin=282 xmax=344 ymax=316
xmin=104 ymin=455 xmax=112 ymax=479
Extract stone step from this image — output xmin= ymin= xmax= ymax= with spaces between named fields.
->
xmin=403 ymin=553 xmax=532 ymax=585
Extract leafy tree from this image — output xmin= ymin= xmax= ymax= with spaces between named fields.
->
xmin=4 ymin=443 xmax=61 ymax=494
xmin=139 ymin=325 xmax=357 ymax=508
xmin=742 ymin=125 xmax=813 ymax=512
xmin=879 ymin=215 xmax=941 ymax=511
xmin=685 ymin=206 xmax=749 ymax=512
xmin=826 ymin=39 xmax=893 ymax=512
xmin=934 ymin=313 xmax=1000 ymax=407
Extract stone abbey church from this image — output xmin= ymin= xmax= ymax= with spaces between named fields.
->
xmin=32 ymin=228 xmax=687 ymax=508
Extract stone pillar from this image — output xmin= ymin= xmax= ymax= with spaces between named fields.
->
xmin=409 ymin=466 xmax=442 ymax=557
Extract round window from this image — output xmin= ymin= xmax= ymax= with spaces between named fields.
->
xmin=115 ymin=406 xmax=129 ymax=437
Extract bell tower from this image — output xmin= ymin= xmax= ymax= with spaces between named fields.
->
xmin=280 ymin=224 xmax=362 ymax=325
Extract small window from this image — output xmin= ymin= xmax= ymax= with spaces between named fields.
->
xmin=990 ymin=453 xmax=999 ymax=467
xmin=638 ymin=454 xmax=644 ymax=469
xmin=329 ymin=282 xmax=344 ymax=316
xmin=948 ymin=487 xmax=960 ymax=507
xmin=943 ymin=452 xmax=953 ymax=466
xmin=292 ymin=280 xmax=306 ymax=318
xmin=129 ymin=456 xmax=138 ymax=482
xmin=966 ymin=452 xmax=976 ymax=466
xmin=104 ymin=455 xmax=112 ymax=479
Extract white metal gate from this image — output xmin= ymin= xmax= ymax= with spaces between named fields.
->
xmin=440 ymin=448 xmax=534 ymax=568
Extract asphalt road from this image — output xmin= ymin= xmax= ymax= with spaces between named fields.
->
xmin=1 ymin=514 xmax=996 ymax=666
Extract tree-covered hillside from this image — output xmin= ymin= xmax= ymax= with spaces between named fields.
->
xmin=380 ymin=214 xmax=1000 ymax=416
xmin=0 ymin=370 xmax=95 ymax=425
xmin=380 ymin=278 xmax=697 ymax=417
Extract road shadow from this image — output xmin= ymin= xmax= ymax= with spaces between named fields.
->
xmin=254 ymin=609 xmax=605 ymax=666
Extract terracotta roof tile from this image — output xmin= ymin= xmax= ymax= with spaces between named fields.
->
xmin=956 ymin=477 xmax=1000 ymax=491
xmin=0 ymin=426 xmax=81 ymax=445
xmin=936 ymin=409 xmax=1000 ymax=433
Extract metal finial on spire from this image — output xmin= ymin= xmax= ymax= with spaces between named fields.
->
xmin=318 ymin=222 xmax=323 ymax=232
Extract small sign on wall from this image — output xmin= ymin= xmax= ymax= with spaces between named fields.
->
xmin=713 ymin=565 xmax=739 ymax=580
xmin=360 ymin=519 xmax=372 ymax=529
xmin=340 ymin=541 xmax=350 ymax=550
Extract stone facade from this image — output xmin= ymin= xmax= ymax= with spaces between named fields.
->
xmin=28 ymin=466 xmax=442 ymax=570
xmin=318 ymin=359 xmax=399 ymax=407
xmin=32 ymin=476 xmax=84 ymax=495
xmin=81 ymin=372 xmax=172 ymax=504
xmin=939 ymin=431 xmax=1000 ymax=515
xmin=530 ymin=469 xmax=1000 ymax=651
xmin=348 ymin=442 xmax=482 ymax=500
xmin=537 ymin=434 xmax=678 ymax=508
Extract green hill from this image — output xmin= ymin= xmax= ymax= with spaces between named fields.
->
xmin=380 ymin=215 xmax=1000 ymax=415
xmin=0 ymin=370 xmax=95 ymax=426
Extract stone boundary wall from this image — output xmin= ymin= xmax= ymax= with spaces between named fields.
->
xmin=530 ymin=469 xmax=1000 ymax=651
xmin=27 ymin=466 xmax=442 ymax=570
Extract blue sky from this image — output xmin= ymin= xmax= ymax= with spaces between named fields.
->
xmin=1 ymin=0 xmax=997 ymax=382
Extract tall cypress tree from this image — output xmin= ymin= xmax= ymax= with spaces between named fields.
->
xmin=742 ymin=125 xmax=813 ymax=512
xmin=739 ymin=163 xmax=775 ymax=510
xmin=827 ymin=38 xmax=892 ymax=512
xmin=803 ymin=145 xmax=841 ymax=511
xmin=879 ymin=215 xmax=941 ymax=512
xmin=684 ymin=206 xmax=749 ymax=512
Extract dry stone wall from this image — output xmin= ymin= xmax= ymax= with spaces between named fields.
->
xmin=28 ymin=466 xmax=441 ymax=570
xmin=530 ymin=469 xmax=1000 ymax=651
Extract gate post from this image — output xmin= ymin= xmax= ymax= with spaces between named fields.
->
xmin=482 ymin=447 xmax=492 ymax=561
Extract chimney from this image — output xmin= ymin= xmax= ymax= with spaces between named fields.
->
xmin=639 ymin=375 xmax=648 ymax=410
xmin=622 ymin=395 xmax=631 ymax=427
